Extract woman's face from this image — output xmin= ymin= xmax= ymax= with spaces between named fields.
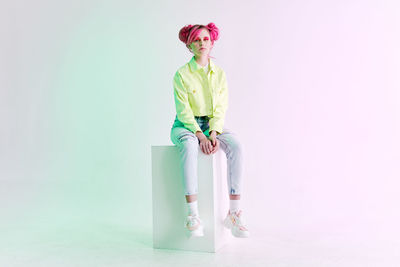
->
xmin=188 ymin=28 xmax=213 ymax=57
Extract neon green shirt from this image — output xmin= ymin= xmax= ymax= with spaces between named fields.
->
xmin=173 ymin=56 xmax=228 ymax=134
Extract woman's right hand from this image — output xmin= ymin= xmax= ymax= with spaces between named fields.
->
xmin=196 ymin=131 xmax=213 ymax=154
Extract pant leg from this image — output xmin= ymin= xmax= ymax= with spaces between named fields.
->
xmin=216 ymin=129 xmax=243 ymax=195
xmin=170 ymin=126 xmax=199 ymax=195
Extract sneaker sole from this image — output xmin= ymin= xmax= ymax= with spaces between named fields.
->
xmin=232 ymin=228 xmax=250 ymax=238
xmin=188 ymin=225 xmax=204 ymax=238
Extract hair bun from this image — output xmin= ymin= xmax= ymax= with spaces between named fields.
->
xmin=206 ymin=22 xmax=219 ymax=41
xmin=179 ymin=24 xmax=193 ymax=44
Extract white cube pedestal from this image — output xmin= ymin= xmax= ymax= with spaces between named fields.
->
xmin=151 ymin=145 xmax=232 ymax=253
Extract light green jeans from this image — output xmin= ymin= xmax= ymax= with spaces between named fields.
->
xmin=170 ymin=115 xmax=243 ymax=196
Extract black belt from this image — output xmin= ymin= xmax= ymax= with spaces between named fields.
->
xmin=195 ymin=116 xmax=209 ymax=119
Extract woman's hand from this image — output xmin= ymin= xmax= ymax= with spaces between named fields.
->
xmin=208 ymin=130 xmax=220 ymax=154
xmin=196 ymin=131 xmax=213 ymax=155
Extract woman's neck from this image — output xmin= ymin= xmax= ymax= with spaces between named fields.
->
xmin=194 ymin=55 xmax=209 ymax=67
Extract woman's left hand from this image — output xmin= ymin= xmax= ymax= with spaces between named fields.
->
xmin=208 ymin=131 xmax=219 ymax=154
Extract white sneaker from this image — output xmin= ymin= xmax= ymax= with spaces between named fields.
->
xmin=223 ymin=210 xmax=250 ymax=238
xmin=184 ymin=214 xmax=204 ymax=237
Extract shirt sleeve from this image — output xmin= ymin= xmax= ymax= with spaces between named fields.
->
xmin=209 ymin=70 xmax=228 ymax=134
xmin=173 ymin=71 xmax=202 ymax=134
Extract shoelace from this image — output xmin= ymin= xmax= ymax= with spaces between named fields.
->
xmin=230 ymin=210 xmax=248 ymax=231
xmin=185 ymin=215 xmax=201 ymax=230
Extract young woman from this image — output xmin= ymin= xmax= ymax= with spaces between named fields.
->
xmin=170 ymin=23 xmax=249 ymax=238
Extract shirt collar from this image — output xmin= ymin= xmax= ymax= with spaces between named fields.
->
xmin=188 ymin=56 xmax=215 ymax=73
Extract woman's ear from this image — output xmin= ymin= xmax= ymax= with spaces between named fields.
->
xmin=187 ymin=44 xmax=192 ymax=52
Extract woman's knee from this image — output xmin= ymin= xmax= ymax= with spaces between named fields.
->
xmin=174 ymin=130 xmax=198 ymax=150
xmin=221 ymin=133 xmax=242 ymax=155
xmin=180 ymin=134 xmax=198 ymax=147
xmin=171 ymin=127 xmax=197 ymax=145
xmin=231 ymin=138 xmax=243 ymax=155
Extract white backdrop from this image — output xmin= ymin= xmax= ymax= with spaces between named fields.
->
xmin=1 ymin=0 xmax=400 ymax=264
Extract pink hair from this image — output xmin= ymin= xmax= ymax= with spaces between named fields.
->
xmin=178 ymin=23 xmax=220 ymax=58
